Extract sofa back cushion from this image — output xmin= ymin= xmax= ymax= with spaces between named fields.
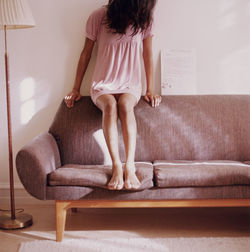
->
xmin=49 ymin=95 xmax=250 ymax=165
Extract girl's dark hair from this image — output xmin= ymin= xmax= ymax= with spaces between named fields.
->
xmin=105 ymin=0 xmax=157 ymax=36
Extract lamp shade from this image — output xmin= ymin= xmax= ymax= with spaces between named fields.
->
xmin=0 ymin=0 xmax=35 ymax=29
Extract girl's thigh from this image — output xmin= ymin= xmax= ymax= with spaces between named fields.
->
xmin=95 ymin=94 xmax=117 ymax=112
xmin=96 ymin=93 xmax=137 ymax=112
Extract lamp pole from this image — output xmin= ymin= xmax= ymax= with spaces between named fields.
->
xmin=0 ymin=0 xmax=35 ymax=229
xmin=4 ymin=24 xmax=16 ymax=220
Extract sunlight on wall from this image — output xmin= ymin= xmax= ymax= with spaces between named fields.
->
xmin=247 ymin=2 xmax=250 ymax=16
xmin=219 ymin=11 xmax=237 ymax=30
xmin=218 ymin=0 xmax=238 ymax=30
xmin=20 ymin=77 xmax=36 ymax=125
xmin=219 ymin=46 xmax=250 ymax=93
xmin=93 ymin=129 xmax=112 ymax=165
xmin=219 ymin=0 xmax=237 ymax=12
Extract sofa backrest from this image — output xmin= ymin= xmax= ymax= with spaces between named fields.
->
xmin=49 ymin=95 xmax=250 ymax=165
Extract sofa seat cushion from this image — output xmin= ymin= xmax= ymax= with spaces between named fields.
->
xmin=154 ymin=160 xmax=250 ymax=188
xmin=48 ymin=162 xmax=153 ymax=190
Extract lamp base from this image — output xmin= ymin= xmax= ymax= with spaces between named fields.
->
xmin=0 ymin=212 xmax=33 ymax=229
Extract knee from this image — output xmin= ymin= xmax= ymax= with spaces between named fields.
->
xmin=103 ymin=100 xmax=117 ymax=116
xmin=118 ymin=99 xmax=134 ymax=116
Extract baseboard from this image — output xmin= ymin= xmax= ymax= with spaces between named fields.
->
xmin=0 ymin=182 xmax=24 ymax=189
xmin=0 ymin=183 xmax=53 ymax=206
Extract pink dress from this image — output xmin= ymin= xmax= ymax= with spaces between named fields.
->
xmin=85 ymin=6 xmax=153 ymax=105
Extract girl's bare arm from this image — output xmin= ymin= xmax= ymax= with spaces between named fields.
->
xmin=64 ymin=38 xmax=95 ymax=108
xmin=143 ymin=36 xmax=161 ymax=107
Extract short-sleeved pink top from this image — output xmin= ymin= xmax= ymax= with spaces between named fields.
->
xmin=85 ymin=6 xmax=153 ymax=105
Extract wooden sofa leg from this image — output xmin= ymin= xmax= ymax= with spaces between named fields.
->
xmin=56 ymin=201 xmax=68 ymax=242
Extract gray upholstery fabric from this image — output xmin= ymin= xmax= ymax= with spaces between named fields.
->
xmin=49 ymin=96 xmax=250 ymax=165
xmin=49 ymin=98 xmax=103 ymax=165
xmin=16 ymin=133 xmax=61 ymax=200
xmin=16 ymin=95 xmax=250 ymax=200
xmin=48 ymin=162 xmax=153 ymax=190
xmin=46 ymin=186 xmax=94 ymax=200
xmin=46 ymin=185 xmax=250 ymax=200
xmin=153 ymin=160 xmax=250 ymax=188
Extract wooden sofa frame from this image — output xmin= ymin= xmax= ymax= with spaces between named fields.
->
xmin=55 ymin=199 xmax=250 ymax=242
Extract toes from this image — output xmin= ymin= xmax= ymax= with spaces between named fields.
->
xmin=108 ymin=176 xmax=124 ymax=190
xmin=108 ymin=182 xmax=115 ymax=190
xmin=125 ymin=180 xmax=132 ymax=189
xmin=125 ymin=179 xmax=141 ymax=189
xmin=108 ymin=178 xmax=116 ymax=190
xmin=116 ymin=182 xmax=124 ymax=190
xmin=124 ymin=175 xmax=141 ymax=190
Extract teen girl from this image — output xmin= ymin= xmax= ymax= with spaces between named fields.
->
xmin=64 ymin=0 xmax=162 ymax=190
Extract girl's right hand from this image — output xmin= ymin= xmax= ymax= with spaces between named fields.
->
xmin=64 ymin=90 xmax=82 ymax=108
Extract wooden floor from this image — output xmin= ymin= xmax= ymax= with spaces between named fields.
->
xmin=1 ymin=204 xmax=250 ymax=251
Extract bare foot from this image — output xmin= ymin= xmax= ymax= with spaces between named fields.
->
xmin=124 ymin=163 xmax=141 ymax=190
xmin=108 ymin=163 xmax=124 ymax=190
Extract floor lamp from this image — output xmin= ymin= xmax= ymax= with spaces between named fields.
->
xmin=0 ymin=0 xmax=35 ymax=229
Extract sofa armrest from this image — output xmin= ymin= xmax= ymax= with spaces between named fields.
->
xmin=16 ymin=132 xmax=61 ymax=200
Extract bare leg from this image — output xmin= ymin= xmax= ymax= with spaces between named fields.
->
xmin=118 ymin=94 xmax=141 ymax=189
xmin=96 ymin=94 xmax=123 ymax=190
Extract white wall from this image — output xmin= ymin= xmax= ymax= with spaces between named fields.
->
xmin=0 ymin=0 xmax=250 ymax=190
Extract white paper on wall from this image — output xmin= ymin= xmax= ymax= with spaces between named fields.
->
xmin=161 ymin=49 xmax=197 ymax=95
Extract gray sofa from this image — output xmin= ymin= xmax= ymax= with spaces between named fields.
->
xmin=16 ymin=95 xmax=250 ymax=241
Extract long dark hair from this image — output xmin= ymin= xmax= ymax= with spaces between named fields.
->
xmin=105 ymin=0 xmax=157 ymax=36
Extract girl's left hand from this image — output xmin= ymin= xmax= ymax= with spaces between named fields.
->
xmin=144 ymin=92 xmax=162 ymax=107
